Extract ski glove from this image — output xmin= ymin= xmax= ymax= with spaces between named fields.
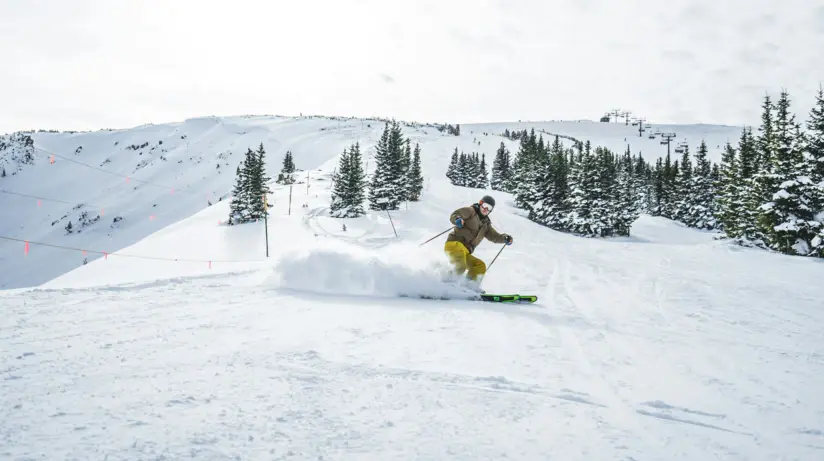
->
xmin=503 ymin=234 xmax=513 ymax=245
xmin=455 ymin=217 xmax=464 ymax=228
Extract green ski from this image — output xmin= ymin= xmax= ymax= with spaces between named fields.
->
xmin=479 ymin=294 xmax=538 ymax=303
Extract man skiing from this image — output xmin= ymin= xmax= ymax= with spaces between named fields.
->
xmin=444 ymin=195 xmax=513 ymax=285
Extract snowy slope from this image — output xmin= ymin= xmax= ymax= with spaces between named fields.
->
xmin=0 ymin=115 xmax=406 ymax=289
xmin=2 ymin=116 xmax=822 ymax=460
xmin=1 ymin=116 xmax=743 ymax=289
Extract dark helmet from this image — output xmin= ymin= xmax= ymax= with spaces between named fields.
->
xmin=480 ymin=195 xmax=495 ymax=208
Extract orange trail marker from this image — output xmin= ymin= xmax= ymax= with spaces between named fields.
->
xmin=25 ymin=241 xmax=29 ymax=255
xmin=37 ymin=200 xmax=42 ymax=207
xmin=50 ymin=155 xmax=55 ymax=164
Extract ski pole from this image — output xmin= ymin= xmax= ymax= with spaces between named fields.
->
xmin=418 ymin=226 xmax=453 ymax=247
xmin=486 ymin=243 xmax=507 ymax=272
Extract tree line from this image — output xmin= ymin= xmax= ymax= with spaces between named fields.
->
xmin=446 ymin=88 xmax=824 ymax=258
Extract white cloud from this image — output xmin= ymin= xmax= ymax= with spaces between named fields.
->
xmin=1 ymin=0 xmax=822 ymax=133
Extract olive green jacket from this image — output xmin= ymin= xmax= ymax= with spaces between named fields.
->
xmin=446 ymin=204 xmax=506 ymax=253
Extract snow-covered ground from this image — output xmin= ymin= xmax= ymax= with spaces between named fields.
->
xmin=2 ymin=116 xmax=822 ymax=460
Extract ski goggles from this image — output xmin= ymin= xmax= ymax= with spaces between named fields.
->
xmin=480 ymin=202 xmax=493 ymax=212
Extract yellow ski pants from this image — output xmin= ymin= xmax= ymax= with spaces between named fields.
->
xmin=444 ymin=241 xmax=486 ymax=281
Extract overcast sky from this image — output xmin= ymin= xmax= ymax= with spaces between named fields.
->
xmin=2 ymin=0 xmax=823 ymax=133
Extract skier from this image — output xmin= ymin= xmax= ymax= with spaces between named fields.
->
xmin=444 ymin=195 xmax=513 ymax=285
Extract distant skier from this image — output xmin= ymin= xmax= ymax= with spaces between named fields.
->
xmin=445 ymin=195 xmax=513 ymax=285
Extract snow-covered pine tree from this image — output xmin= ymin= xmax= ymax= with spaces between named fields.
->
xmin=805 ymin=86 xmax=824 ymax=257
xmin=762 ymin=90 xmax=819 ymax=254
xmin=655 ymin=152 xmax=677 ymax=219
xmin=330 ymin=142 xmax=367 ymax=217
xmin=329 ymin=145 xmax=351 ymax=216
xmin=478 ymin=153 xmax=489 ymax=189
xmin=674 ymin=145 xmax=693 ymax=225
xmin=228 ymin=158 xmax=251 ymax=224
xmin=277 ymin=150 xmax=296 ymax=184
xmin=463 ymin=153 xmax=475 ymax=188
xmin=687 ymin=140 xmax=716 ymax=229
xmin=346 ymin=142 xmax=367 ymax=216
xmin=735 ymin=127 xmax=762 ymax=243
xmin=614 ymin=148 xmax=639 ymax=236
xmin=752 ymin=94 xmax=780 ymax=246
xmin=446 ymin=147 xmax=459 ymax=184
xmin=407 ymin=143 xmax=424 ymax=201
xmin=716 ymin=141 xmax=740 ymax=236
xmin=369 ymin=122 xmax=393 ymax=208
xmin=389 ymin=120 xmax=407 ymax=203
xmin=634 ymin=153 xmax=651 ymax=214
xmin=567 ymin=145 xmax=601 ymax=236
xmin=532 ymin=136 xmax=570 ymax=230
xmin=247 ymin=143 xmax=272 ymax=220
xmin=490 ymin=142 xmax=510 ymax=191
xmin=368 ymin=121 xmax=404 ymax=210
xmin=454 ymin=152 xmax=466 ymax=187
xmin=652 ymin=157 xmax=665 ymax=216
xmin=472 ymin=153 xmax=483 ymax=188
xmin=400 ymin=141 xmax=411 ymax=181
xmin=513 ymin=129 xmax=542 ymax=213
xmin=596 ymin=147 xmax=619 ymax=236
xmin=549 ymin=144 xmax=572 ymax=230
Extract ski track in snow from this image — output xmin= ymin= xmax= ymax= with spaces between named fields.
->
xmin=2 ymin=117 xmax=823 ymax=460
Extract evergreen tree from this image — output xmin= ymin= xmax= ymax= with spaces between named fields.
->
xmin=368 ymin=121 xmax=405 ymax=210
xmin=674 ymin=145 xmax=693 ymax=224
xmin=446 ymin=147 xmax=459 ymax=184
xmin=400 ymin=141 xmax=412 ymax=180
xmin=478 ymin=153 xmax=489 ymax=189
xmin=567 ymin=146 xmax=602 ymax=236
xmin=736 ymin=127 xmax=763 ymax=243
xmin=407 ymin=143 xmax=424 ymax=201
xmin=762 ymin=90 xmax=818 ymax=254
xmin=247 ymin=144 xmax=272 ymax=220
xmin=752 ymin=94 xmax=779 ymax=246
xmin=330 ymin=146 xmax=352 ymax=217
xmin=229 ymin=160 xmax=251 ymax=224
xmin=277 ymin=150 xmax=296 ymax=184
xmin=330 ymin=142 xmax=367 ymax=217
xmin=490 ymin=142 xmax=510 ymax=191
xmin=805 ymin=86 xmax=824 ymax=256
xmin=716 ymin=141 xmax=740 ymax=236
xmin=652 ymin=157 xmax=665 ymax=216
xmin=614 ymin=149 xmax=640 ymax=236
xmin=634 ymin=153 xmax=651 ymax=213
xmin=685 ymin=140 xmax=715 ymax=229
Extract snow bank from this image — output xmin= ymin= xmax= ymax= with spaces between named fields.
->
xmin=266 ymin=240 xmax=479 ymax=299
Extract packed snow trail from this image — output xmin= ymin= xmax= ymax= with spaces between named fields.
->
xmin=2 ymin=118 xmax=823 ymax=460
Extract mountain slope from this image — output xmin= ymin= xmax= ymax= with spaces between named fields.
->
xmin=1 ymin=116 xmax=822 ymax=460
xmin=0 ymin=115 xmax=397 ymax=288
xmin=1 ymin=116 xmax=744 ymax=289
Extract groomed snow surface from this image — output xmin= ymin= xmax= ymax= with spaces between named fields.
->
xmin=2 ymin=117 xmax=823 ymax=460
